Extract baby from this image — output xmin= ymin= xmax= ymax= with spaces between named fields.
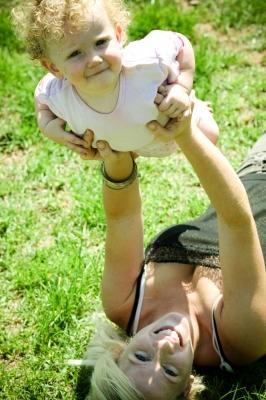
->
xmin=12 ymin=0 xmax=218 ymax=158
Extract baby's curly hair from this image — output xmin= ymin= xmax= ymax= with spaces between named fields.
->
xmin=11 ymin=0 xmax=130 ymax=60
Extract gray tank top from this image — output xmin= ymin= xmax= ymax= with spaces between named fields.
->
xmin=145 ymin=173 xmax=266 ymax=267
xmin=126 ymin=173 xmax=266 ymax=371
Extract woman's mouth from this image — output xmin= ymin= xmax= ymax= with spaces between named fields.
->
xmin=154 ymin=326 xmax=183 ymax=346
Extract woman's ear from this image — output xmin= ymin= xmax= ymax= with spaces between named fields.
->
xmin=41 ymin=58 xmax=63 ymax=78
xmin=183 ymin=374 xmax=194 ymax=398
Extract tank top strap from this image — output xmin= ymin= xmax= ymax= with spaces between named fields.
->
xmin=126 ymin=264 xmax=146 ymax=336
xmin=211 ymin=295 xmax=234 ymax=373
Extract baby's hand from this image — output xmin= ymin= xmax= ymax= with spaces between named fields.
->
xmin=154 ymin=84 xmax=190 ymax=118
xmin=43 ymin=118 xmax=99 ymax=159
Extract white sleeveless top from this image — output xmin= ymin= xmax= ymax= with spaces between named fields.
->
xmin=35 ymin=30 xmax=184 ymax=157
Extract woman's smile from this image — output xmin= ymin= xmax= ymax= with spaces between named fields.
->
xmin=154 ymin=327 xmax=183 ymax=347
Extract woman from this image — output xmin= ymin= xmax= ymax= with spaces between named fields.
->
xmin=71 ymin=106 xmax=266 ymax=400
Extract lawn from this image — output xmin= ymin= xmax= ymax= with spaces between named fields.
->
xmin=0 ymin=0 xmax=265 ymax=398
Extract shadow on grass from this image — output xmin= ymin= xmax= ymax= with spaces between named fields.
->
xmin=75 ymin=366 xmax=93 ymax=400
xmin=197 ymin=357 xmax=266 ymax=399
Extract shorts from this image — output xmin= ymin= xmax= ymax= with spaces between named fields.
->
xmin=237 ymin=132 xmax=266 ymax=177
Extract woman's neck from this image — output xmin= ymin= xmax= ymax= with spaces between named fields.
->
xmin=137 ymin=262 xmax=196 ymax=329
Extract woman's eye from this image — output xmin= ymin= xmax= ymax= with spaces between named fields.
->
xmin=134 ymin=351 xmax=150 ymax=362
xmin=163 ymin=365 xmax=178 ymax=377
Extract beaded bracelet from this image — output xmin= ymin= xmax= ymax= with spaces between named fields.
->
xmin=100 ymin=160 xmax=138 ymax=190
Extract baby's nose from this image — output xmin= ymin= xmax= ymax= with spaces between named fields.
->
xmin=86 ymin=52 xmax=102 ymax=66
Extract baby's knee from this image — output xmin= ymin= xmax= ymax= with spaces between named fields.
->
xmin=207 ymin=119 xmax=219 ymax=144
xmin=193 ymin=99 xmax=219 ymax=144
xmin=197 ymin=115 xmax=219 ymax=144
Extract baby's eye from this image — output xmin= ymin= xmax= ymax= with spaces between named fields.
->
xmin=68 ymin=50 xmax=81 ymax=59
xmin=95 ymin=38 xmax=109 ymax=47
xmin=163 ymin=364 xmax=178 ymax=377
xmin=134 ymin=351 xmax=151 ymax=362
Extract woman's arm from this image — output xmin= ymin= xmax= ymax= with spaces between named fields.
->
xmin=96 ymin=141 xmax=144 ymax=326
xmin=177 ymin=124 xmax=266 ymax=362
xmin=147 ymin=116 xmax=266 ymax=362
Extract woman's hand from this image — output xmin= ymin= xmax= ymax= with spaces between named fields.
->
xmin=147 ymin=103 xmax=193 ymax=142
xmin=95 ymin=135 xmax=135 ymax=182
xmin=43 ymin=118 xmax=97 ymax=158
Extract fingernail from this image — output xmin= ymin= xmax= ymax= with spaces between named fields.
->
xmin=148 ymin=123 xmax=156 ymax=130
xmin=97 ymin=141 xmax=105 ymax=150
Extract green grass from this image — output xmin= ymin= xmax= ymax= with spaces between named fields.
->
xmin=1 ymin=0 xmax=266 ymax=398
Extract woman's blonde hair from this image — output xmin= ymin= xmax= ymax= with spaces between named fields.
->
xmin=11 ymin=0 xmax=130 ymax=60
xmin=73 ymin=318 xmax=206 ymax=400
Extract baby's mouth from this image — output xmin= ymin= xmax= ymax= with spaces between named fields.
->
xmin=86 ymin=66 xmax=107 ymax=78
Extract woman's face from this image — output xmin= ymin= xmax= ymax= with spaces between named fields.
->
xmin=119 ymin=313 xmax=194 ymax=400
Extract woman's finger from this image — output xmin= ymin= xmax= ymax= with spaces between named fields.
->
xmin=66 ymin=136 xmax=103 ymax=159
xmin=96 ymin=140 xmax=114 ymax=159
xmin=80 ymin=152 xmax=102 ymax=160
xmin=67 ymin=142 xmax=94 ymax=156
xmin=83 ymin=129 xmax=95 ymax=147
xmin=146 ymin=121 xmax=172 ymax=141
xmin=67 ymin=134 xmax=91 ymax=149
xmin=147 ymin=107 xmax=192 ymax=140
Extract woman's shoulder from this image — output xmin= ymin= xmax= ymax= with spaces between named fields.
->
xmin=215 ymin=295 xmax=266 ymax=365
xmin=102 ymin=265 xmax=146 ymax=333
xmin=104 ymin=284 xmax=139 ymax=332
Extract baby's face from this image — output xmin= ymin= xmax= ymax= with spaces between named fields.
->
xmin=43 ymin=2 xmax=123 ymax=97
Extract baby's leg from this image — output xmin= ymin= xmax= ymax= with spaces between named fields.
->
xmin=192 ymin=98 xmax=219 ymax=144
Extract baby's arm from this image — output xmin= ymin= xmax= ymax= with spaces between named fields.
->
xmin=155 ymin=33 xmax=195 ymax=118
xmin=35 ymin=98 xmax=94 ymax=158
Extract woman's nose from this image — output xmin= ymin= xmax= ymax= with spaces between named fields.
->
xmin=154 ymin=338 xmax=176 ymax=355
